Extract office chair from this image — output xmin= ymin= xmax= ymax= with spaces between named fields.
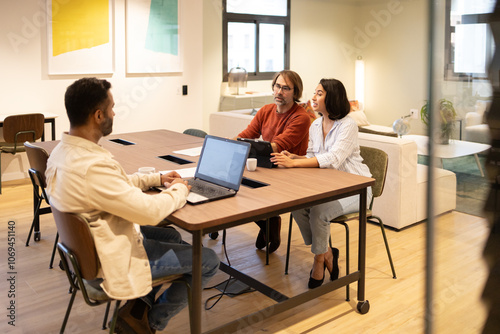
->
xmin=0 ymin=113 xmax=44 ymax=194
xmin=51 ymin=206 xmax=191 ymax=333
xmin=183 ymin=128 xmax=207 ymax=138
xmin=285 ymin=146 xmax=396 ymax=299
xmin=24 ymin=142 xmax=58 ymax=268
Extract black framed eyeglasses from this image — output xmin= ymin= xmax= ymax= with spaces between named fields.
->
xmin=274 ymin=83 xmax=292 ymax=93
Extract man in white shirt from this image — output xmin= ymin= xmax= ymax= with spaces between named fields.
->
xmin=46 ymin=77 xmax=219 ymax=333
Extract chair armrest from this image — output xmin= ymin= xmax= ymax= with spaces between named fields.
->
xmin=465 ymin=112 xmax=483 ymax=127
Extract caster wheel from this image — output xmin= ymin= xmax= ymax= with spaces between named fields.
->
xmin=34 ymin=231 xmax=41 ymax=242
xmin=209 ymin=232 xmax=219 ymax=240
xmin=357 ymin=300 xmax=370 ymax=314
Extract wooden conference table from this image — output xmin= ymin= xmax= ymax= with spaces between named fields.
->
xmin=37 ymin=129 xmax=375 ymax=334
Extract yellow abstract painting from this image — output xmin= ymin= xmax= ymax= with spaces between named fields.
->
xmin=51 ymin=0 xmax=109 ymax=56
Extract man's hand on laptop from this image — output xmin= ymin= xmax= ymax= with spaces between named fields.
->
xmin=167 ymin=178 xmax=191 ymax=190
xmin=161 ymin=171 xmax=191 ymax=190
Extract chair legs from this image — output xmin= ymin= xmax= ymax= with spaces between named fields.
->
xmin=50 ymin=233 xmax=59 ymax=269
xmin=107 ymin=300 xmax=121 ymax=334
xmin=369 ymin=215 xmax=397 ymax=279
xmin=25 ymin=191 xmax=57 ymax=268
xmin=60 ymin=287 xmax=78 ymax=334
xmin=285 ymin=213 xmax=396 ymax=288
xmin=25 ymin=196 xmax=42 ymax=246
xmin=285 ymin=214 xmax=293 ymax=275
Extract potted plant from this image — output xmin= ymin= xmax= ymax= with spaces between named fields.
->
xmin=420 ymin=98 xmax=457 ymax=144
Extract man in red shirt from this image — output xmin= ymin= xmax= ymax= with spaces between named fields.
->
xmin=235 ymin=70 xmax=310 ymax=253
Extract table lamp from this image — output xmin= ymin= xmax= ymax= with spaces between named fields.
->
xmin=228 ymin=67 xmax=248 ymax=95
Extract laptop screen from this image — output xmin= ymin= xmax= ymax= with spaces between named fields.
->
xmin=195 ymin=135 xmax=251 ymax=191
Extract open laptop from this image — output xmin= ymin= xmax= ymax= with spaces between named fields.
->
xmin=186 ymin=135 xmax=251 ymax=204
xmin=237 ymin=138 xmax=275 ymax=168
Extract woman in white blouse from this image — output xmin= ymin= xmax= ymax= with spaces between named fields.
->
xmin=271 ymin=78 xmax=372 ymax=289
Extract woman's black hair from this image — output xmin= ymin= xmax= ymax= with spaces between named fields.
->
xmin=319 ymin=78 xmax=350 ymax=120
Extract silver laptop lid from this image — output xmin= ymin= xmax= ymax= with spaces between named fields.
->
xmin=194 ymin=135 xmax=251 ymax=191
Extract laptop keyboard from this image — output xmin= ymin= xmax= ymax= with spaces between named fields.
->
xmin=188 ymin=179 xmax=230 ymax=199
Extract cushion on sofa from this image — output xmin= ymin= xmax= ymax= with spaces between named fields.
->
xmin=349 ymin=110 xmax=370 ymax=127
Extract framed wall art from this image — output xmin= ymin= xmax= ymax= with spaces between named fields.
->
xmin=46 ymin=0 xmax=114 ymax=75
xmin=125 ymin=0 xmax=181 ymax=74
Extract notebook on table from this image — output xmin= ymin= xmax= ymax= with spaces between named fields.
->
xmin=186 ymin=135 xmax=251 ymax=204
xmin=237 ymin=138 xmax=275 ymax=168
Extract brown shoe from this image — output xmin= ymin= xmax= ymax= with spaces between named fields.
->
xmin=112 ymin=299 xmax=156 ymax=334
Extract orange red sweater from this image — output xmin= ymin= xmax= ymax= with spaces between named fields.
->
xmin=238 ymin=103 xmax=310 ymax=155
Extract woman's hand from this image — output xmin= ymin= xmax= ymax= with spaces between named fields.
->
xmin=271 ymin=151 xmax=296 ymax=167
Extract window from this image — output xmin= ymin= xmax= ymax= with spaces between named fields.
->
xmin=444 ymin=0 xmax=495 ymax=81
xmin=223 ymin=0 xmax=290 ymax=81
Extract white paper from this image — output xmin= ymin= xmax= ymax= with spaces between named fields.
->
xmin=172 ymin=146 xmax=203 ymax=157
xmin=160 ymin=167 xmax=196 ymax=178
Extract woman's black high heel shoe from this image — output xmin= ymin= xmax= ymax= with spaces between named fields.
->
xmin=308 ymin=265 xmax=326 ymax=289
xmin=329 ymin=247 xmax=340 ymax=281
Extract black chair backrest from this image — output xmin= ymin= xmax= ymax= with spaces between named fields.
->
xmin=24 ymin=142 xmax=49 ymax=189
xmin=51 ymin=206 xmax=99 ymax=280
xmin=183 ymin=128 xmax=207 ymax=138
xmin=359 ymin=146 xmax=389 ymax=199
xmin=3 ymin=113 xmax=44 ymax=144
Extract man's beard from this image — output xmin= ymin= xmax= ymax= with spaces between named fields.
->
xmin=101 ymin=116 xmax=113 ymax=136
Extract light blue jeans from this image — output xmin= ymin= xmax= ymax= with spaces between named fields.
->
xmin=292 ymin=188 xmax=372 ymax=255
xmin=140 ymin=225 xmax=219 ymax=331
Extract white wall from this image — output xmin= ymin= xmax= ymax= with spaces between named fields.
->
xmin=0 ymin=0 xmax=204 ymax=181
xmin=360 ymin=0 xmax=428 ymax=132
xmin=3 ymin=0 xmax=469 ymax=183
xmin=290 ymin=0 xmax=357 ymax=101
xmin=201 ymin=0 xmax=429 ymax=132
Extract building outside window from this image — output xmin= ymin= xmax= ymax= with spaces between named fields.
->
xmin=223 ymin=0 xmax=290 ymax=81
xmin=445 ymin=0 xmax=496 ymax=81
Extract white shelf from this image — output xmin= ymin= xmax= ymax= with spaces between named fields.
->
xmin=219 ymin=92 xmax=274 ymax=111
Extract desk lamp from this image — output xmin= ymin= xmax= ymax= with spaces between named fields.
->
xmin=228 ymin=67 xmax=248 ymax=95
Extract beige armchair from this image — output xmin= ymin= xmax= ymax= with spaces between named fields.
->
xmin=464 ymin=100 xmax=490 ymax=144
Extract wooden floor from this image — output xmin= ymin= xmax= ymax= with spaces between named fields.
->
xmin=0 ymin=179 xmax=490 ymax=334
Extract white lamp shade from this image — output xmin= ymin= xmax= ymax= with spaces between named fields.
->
xmin=355 ymin=58 xmax=365 ymax=106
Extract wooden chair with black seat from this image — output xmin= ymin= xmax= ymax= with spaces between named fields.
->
xmin=0 ymin=113 xmax=45 ymax=194
xmin=23 ymin=142 xmax=58 ymax=268
xmin=51 ymin=206 xmax=191 ymax=333
xmin=285 ymin=146 xmax=396 ymax=299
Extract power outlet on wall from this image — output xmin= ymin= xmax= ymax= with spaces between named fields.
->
xmin=410 ymin=109 xmax=419 ymax=119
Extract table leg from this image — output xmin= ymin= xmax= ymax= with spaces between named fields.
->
xmin=474 ymin=154 xmax=485 ymax=177
xmin=49 ymin=119 xmax=56 ymax=141
xmin=33 ymin=188 xmax=40 ymax=239
xmin=191 ymin=231 xmax=202 ymax=334
xmin=357 ymin=188 xmax=368 ymax=304
xmin=265 ymin=218 xmax=270 ymax=265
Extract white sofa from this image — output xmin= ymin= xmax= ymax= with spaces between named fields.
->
xmin=209 ymin=111 xmax=457 ymax=230
xmin=210 ymin=110 xmax=257 ymax=138
xmin=464 ymin=101 xmax=490 ymax=144
xmin=357 ymin=133 xmax=456 ymax=230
